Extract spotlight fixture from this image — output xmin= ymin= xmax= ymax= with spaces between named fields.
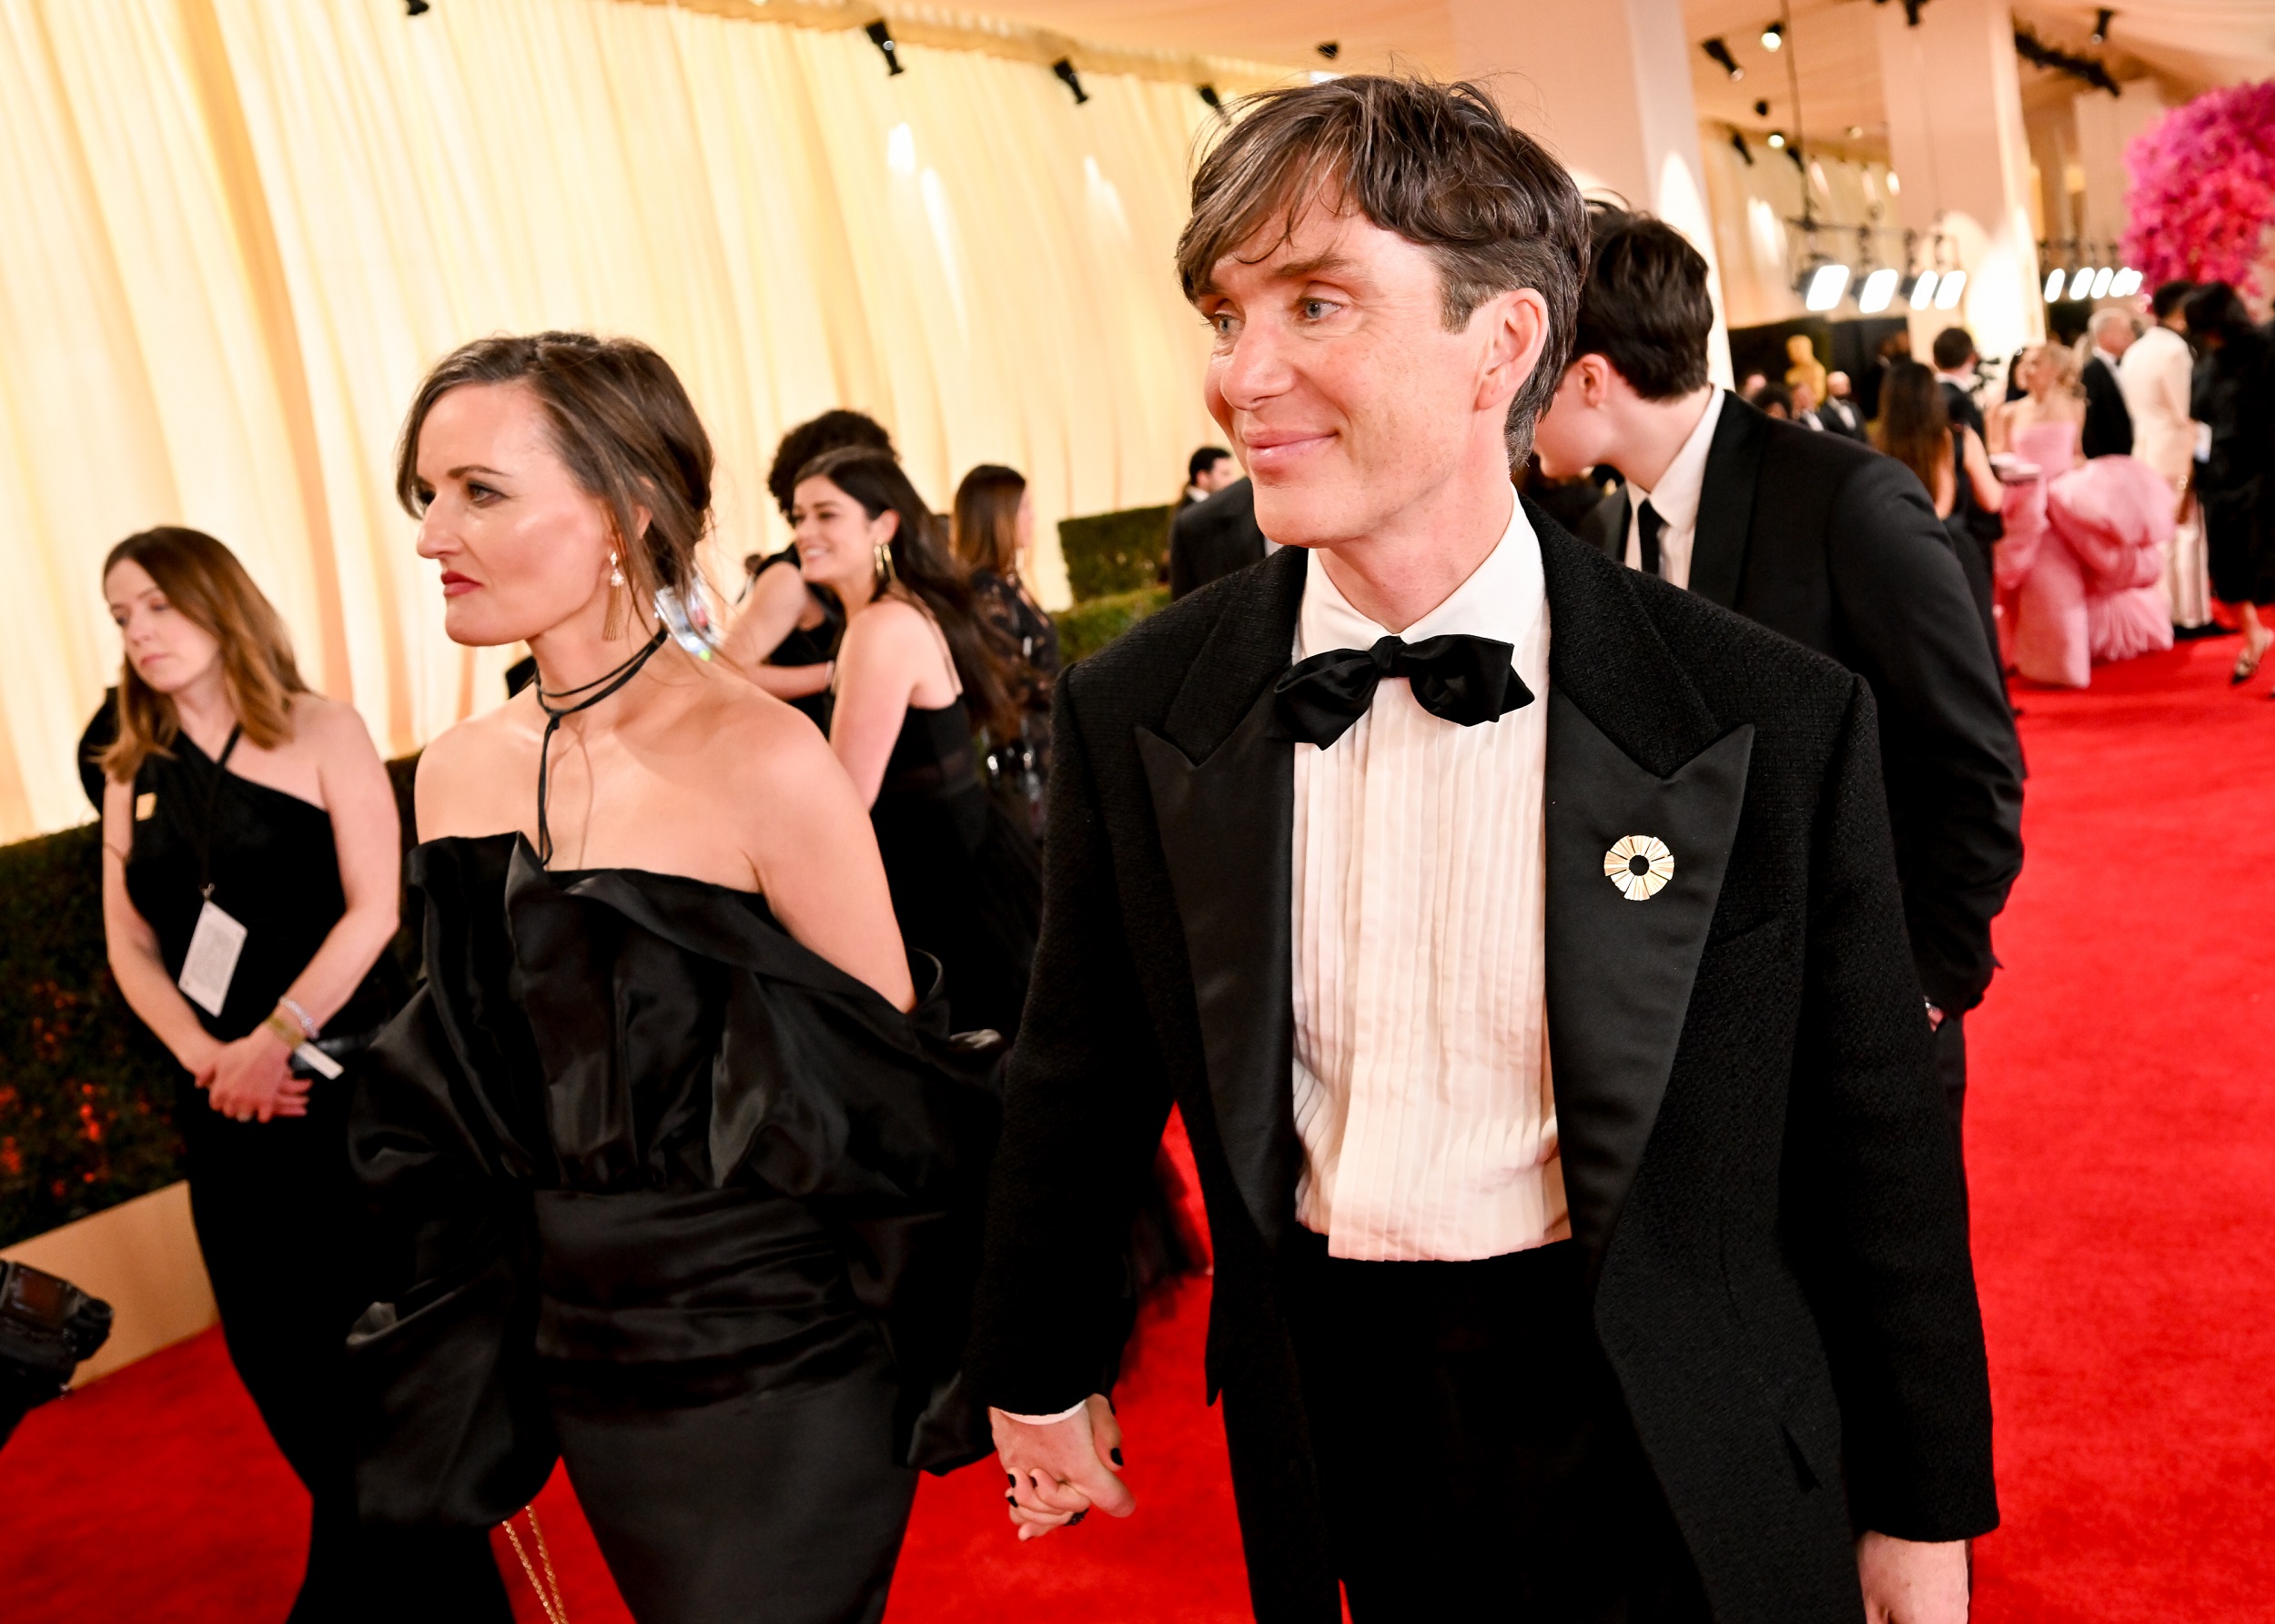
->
xmin=1804 ymin=263 xmax=1852 ymax=312
xmin=1316 ymin=42 xmax=1340 ymax=60
xmin=1762 ymin=21 xmax=1784 ymax=50
xmin=1198 ymin=84 xmax=1223 ymax=115
xmin=1052 ymin=57 xmax=1088 ymax=105
xmin=1754 ymin=98 xmax=1772 ymax=117
xmin=1703 ymin=37 xmax=1744 ymax=79
xmin=2090 ymin=6 xmax=2114 ymax=43
xmin=2068 ymin=266 xmax=2097 ymax=300
xmin=1846 ymin=125 xmax=1865 ymax=137
xmin=1859 ymin=267 xmax=1900 ymax=313
xmin=2110 ymin=267 xmax=2143 ymax=297
xmin=1909 ymin=269 xmax=1939 ymax=309
xmin=1933 ymin=268 xmax=1967 ymax=309
xmin=1730 ymin=130 xmax=1754 ymax=166
xmin=864 ymin=20 xmax=905 ymax=76
xmin=1902 ymin=0 xmax=1926 ymax=25
xmin=2089 ymin=266 xmax=2115 ymax=298
xmin=406 ymin=0 xmax=430 ymax=13
xmin=2045 ymin=268 xmax=2068 ymax=302
xmin=1766 ymin=130 xmax=1787 ymax=149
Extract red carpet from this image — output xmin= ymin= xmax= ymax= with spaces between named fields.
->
xmin=2 ymin=638 xmax=2270 ymax=1621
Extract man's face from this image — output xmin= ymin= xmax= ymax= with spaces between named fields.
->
xmin=1195 ymin=455 xmax=1240 ymax=495
xmin=2097 ymin=321 xmax=2135 ymax=358
xmin=1195 ymin=196 xmax=1535 ymax=548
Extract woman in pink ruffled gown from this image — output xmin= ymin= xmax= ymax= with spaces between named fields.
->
xmin=1993 ymin=347 xmax=2174 ymax=686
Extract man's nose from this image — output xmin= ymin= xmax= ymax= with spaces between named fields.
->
xmin=1218 ymin=324 xmax=1292 ymax=409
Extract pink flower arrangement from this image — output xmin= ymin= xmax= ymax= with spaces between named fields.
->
xmin=2122 ymin=80 xmax=2275 ymax=299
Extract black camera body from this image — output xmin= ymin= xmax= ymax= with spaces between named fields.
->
xmin=0 ymin=1260 xmax=113 ymax=1447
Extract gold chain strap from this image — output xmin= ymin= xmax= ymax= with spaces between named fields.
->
xmin=503 ymin=1506 xmax=569 ymax=1624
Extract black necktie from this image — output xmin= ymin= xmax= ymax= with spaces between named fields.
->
xmin=1636 ymin=499 xmax=1665 ymax=578
xmin=1274 ymin=633 xmax=1533 ymax=749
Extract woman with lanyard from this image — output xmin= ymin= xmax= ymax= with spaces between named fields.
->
xmin=354 ymin=333 xmax=1000 ymax=1622
xmin=98 ymin=528 xmax=506 ymax=1619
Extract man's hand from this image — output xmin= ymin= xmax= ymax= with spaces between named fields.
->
xmin=992 ymin=1395 xmax=1134 ymax=1541
xmin=1858 ymin=1532 xmax=1969 ymax=1624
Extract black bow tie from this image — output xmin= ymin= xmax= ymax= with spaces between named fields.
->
xmin=1273 ymin=633 xmax=1534 ymax=749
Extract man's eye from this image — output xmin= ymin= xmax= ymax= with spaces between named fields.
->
xmin=1209 ymin=313 xmax=1237 ymax=338
xmin=1300 ymin=299 xmax=1336 ymax=321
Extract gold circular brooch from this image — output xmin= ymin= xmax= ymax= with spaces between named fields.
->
xmin=1603 ymin=834 xmax=1674 ymax=901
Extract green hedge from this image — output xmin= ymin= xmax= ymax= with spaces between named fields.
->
xmin=0 ymin=824 xmax=183 ymax=1249
xmin=1058 ymin=505 xmax=1171 ymax=601
xmin=1057 ymin=586 xmax=1169 ymax=664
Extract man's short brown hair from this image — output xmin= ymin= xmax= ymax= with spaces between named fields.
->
xmin=1176 ymin=76 xmax=1587 ymax=463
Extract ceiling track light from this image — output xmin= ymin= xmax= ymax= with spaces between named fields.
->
xmin=864 ymin=20 xmax=905 ymax=76
xmin=1052 ymin=57 xmax=1089 ymax=105
xmin=1730 ymin=129 xmax=1754 ymax=166
xmin=405 ymin=0 xmax=430 ymax=13
xmin=1703 ymin=37 xmax=1744 ymax=79
xmin=1902 ymin=0 xmax=1927 ymax=25
xmin=1198 ymin=84 xmax=1224 ymax=116
xmin=1316 ymin=42 xmax=1340 ymax=60
xmin=2090 ymin=7 xmax=2115 ymax=43
xmin=1762 ymin=20 xmax=1784 ymax=50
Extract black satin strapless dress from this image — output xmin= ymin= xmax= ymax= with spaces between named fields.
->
xmin=348 ymin=834 xmax=1000 ymax=1624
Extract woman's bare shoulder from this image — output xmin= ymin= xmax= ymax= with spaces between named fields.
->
xmin=414 ymin=695 xmax=541 ymax=837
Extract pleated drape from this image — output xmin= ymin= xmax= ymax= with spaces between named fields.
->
xmin=0 ymin=0 xmax=1241 ymax=838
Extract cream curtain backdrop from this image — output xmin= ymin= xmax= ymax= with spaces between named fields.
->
xmin=0 ymin=0 xmax=1248 ymax=840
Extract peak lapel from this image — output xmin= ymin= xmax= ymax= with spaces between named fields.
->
xmin=1535 ymin=510 xmax=1754 ymax=1256
xmin=1138 ymin=547 xmax=1308 ymax=1247
xmin=1687 ymin=390 xmax=1767 ymax=610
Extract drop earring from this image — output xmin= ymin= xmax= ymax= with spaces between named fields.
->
xmin=872 ymin=539 xmax=896 ymax=594
xmin=603 ymin=549 xmax=629 ymax=640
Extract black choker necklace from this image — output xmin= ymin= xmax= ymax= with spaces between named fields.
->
xmin=533 ymin=626 xmax=669 ymax=865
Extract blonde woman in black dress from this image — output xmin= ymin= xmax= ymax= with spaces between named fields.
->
xmin=357 ymin=334 xmax=997 ymax=1624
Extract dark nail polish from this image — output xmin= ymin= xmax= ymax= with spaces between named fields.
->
xmin=1006 ymin=1472 xmax=1017 ymax=1487
xmin=1005 ymin=1491 xmax=1017 ymax=1504
xmin=1068 ymin=1509 xmax=1087 ymax=1526
xmin=1110 ymin=1448 xmax=1124 ymax=1466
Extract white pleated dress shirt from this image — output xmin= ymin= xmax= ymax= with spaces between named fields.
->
xmin=1290 ymin=490 xmax=1564 ymax=1262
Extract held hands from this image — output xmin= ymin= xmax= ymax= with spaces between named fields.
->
xmin=1857 ymin=1532 xmax=1970 ymax=1624
xmin=202 ymin=1025 xmax=309 ymax=1123
xmin=993 ymin=1395 xmax=1134 ymax=1541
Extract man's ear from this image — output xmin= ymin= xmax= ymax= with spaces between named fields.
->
xmin=1477 ymin=287 xmax=1552 ymax=415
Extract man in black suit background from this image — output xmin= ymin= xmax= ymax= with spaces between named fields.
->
xmin=1931 ymin=327 xmax=1987 ymax=439
xmin=2081 ymin=308 xmax=2137 ymax=459
xmin=1168 ymin=465 xmax=1271 ymax=599
xmin=971 ymin=76 xmax=1991 ymax=1624
xmin=1532 ymin=208 xmax=2023 ymax=1137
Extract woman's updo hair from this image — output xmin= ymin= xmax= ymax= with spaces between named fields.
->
xmin=394 ymin=332 xmax=714 ymax=619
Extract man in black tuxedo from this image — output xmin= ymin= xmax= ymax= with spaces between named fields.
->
xmin=1820 ymin=370 xmax=1871 ymax=440
xmin=2081 ymin=308 xmax=2137 ymax=459
xmin=1931 ymin=328 xmax=1987 ymax=439
xmin=1168 ymin=471 xmax=1270 ymax=599
xmin=970 ymin=76 xmax=1991 ymax=1624
xmin=1533 ymin=208 xmax=2023 ymax=1136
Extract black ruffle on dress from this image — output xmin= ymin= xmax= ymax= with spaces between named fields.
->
xmin=349 ymin=833 xmax=1000 ymax=1624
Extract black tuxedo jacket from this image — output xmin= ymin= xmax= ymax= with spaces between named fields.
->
xmin=1940 ymin=378 xmax=1986 ymax=440
xmin=967 ymin=511 xmax=1997 ymax=1624
xmin=1584 ymin=394 xmax=2023 ymax=1014
xmin=1168 ymin=477 xmax=1268 ymax=600
xmin=2081 ymin=356 xmax=2135 ymax=459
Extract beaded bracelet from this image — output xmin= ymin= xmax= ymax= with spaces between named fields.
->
xmin=278 ymin=996 xmax=320 ymax=1039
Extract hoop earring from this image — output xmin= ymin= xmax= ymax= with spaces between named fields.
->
xmin=603 ymin=550 xmax=629 ymax=641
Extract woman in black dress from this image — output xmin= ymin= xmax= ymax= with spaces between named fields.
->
xmin=97 ymin=527 xmax=507 ymax=1621
xmin=2184 ymin=282 xmax=2275 ymax=685
xmin=1875 ymin=359 xmax=2005 ymax=668
xmin=951 ymin=465 xmax=1058 ymax=836
xmin=357 ymin=334 xmax=996 ymax=1624
xmin=721 ymin=412 xmax=904 ymax=730
xmin=794 ymin=447 xmax=1041 ymax=1040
